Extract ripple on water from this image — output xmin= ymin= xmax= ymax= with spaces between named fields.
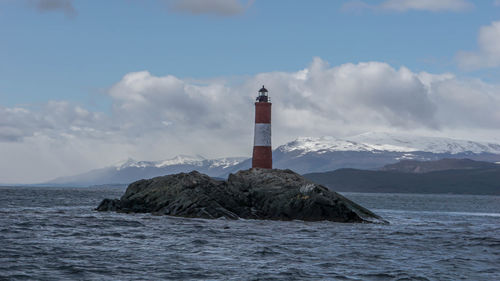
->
xmin=0 ymin=187 xmax=499 ymax=280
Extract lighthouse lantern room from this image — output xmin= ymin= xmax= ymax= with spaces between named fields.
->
xmin=252 ymin=86 xmax=272 ymax=169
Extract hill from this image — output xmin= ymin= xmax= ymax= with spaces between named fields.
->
xmin=380 ymin=158 xmax=498 ymax=173
xmin=304 ymin=159 xmax=500 ymax=195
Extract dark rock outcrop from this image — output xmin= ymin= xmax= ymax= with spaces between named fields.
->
xmin=97 ymin=168 xmax=383 ymax=223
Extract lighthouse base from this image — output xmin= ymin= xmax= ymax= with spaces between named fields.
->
xmin=252 ymin=146 xmax=272 ymax=169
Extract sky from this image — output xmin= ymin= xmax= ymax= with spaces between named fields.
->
xmin=1 ymin=0 xmax=500 ymax=183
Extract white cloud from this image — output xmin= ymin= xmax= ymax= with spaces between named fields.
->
xmin=167 ymin=0 xmax=253 ymax=16
xmin=494 ymin=0 xmax=500 ymax=7
xmin=29 ymin=0 xmax=77 ymax=17
xmin=0 ymin=101 xmax=109 ymax=143
xmin=343 ymin=0 xmax=473 ymax=12
xmin=380 ymin=0 xmax=473 ymax=12
xmin=1 ymin=58 xmax=500 ymax=183
xmin=456 ymin=21 xmax=500 ymax=70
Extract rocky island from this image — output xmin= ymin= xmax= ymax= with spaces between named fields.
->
xmin=97 ymin=168 xmax=383 ymax=223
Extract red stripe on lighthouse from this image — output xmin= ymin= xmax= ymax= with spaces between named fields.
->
xmin=255 ymin=103 xmax=271 ymax=123
xmin=252 ymin=146 xmax=272 ymax=169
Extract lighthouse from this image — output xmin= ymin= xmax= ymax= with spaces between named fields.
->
xmin=252 ymin=85 xmax=272 ymax=169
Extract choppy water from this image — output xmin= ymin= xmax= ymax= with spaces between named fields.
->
xmin=1 ymin=186 xmax=499 ymax=280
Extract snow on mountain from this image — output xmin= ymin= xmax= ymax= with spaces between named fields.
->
xmin=155 ymin=155 xmax=206 ymax=168
xmin=115 ymin=155 xmax=246 ymax=171
xmin=279 ymin=132 xmax=500 ymax=155
xmin=115 ymin=158 xmax=154 ymax=170
xmin=46 ymin=155 xmax=248 ymax=186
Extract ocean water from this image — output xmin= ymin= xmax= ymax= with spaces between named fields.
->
xmin=0 ymin=186 xmax=499 ymax=280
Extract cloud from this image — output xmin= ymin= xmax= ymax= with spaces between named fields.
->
xmin=456 ymin=21 xmax=500 ymax=70
xmin=2 ymin=58 xmax=500 ymax=183
xmin=30 ymin=0 xmax=77 ymax=17
xmin=495 ymin=0 xmax=500 ymax=7
xmin=167 ymin=0 xmax=253 ymax=16
xmin=379 ymin=0 xmax=473 ymax=12
xmin=0 ymin=102 xmax=106 ymax=143
xmin=342 ymin=0 xmax=473 ymax=13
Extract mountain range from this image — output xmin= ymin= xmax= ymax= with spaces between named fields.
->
xmin=46 ymin=132 xmax=500 ymax=186
xmin=303 ymin=158 xmax=500 ymax=195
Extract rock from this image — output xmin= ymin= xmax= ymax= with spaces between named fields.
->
xmin=96 ymin=198 xmax=120 ymax=211
xmin=96 ymin=168 xmax=384 ymax=223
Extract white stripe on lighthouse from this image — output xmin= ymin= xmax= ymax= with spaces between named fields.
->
xmin=254 ymin=123 xmax=271 ymax=146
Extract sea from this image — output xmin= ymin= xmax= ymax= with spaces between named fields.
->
xmin=0 ymin=186 xmax=499 ymax=280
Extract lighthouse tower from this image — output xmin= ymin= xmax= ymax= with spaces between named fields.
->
xmin=252 ymin=85 xmax=272 ymax=169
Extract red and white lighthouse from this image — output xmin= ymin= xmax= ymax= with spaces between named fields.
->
xmin=252 ymin=86 xmax=272 ymax=169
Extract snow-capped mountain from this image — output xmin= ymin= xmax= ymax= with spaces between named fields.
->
xmin=114 ymin=155 xmax=243 ymax=171
xmin=273 ymin=132 xmax=500 ymax=174
xmin=279 ymin=132 xmax=500 ymax=155
xmin=46 ymin=132 xmax=500 ymax=186
xmin=47 ymin=156 xmax=249 ymax=186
